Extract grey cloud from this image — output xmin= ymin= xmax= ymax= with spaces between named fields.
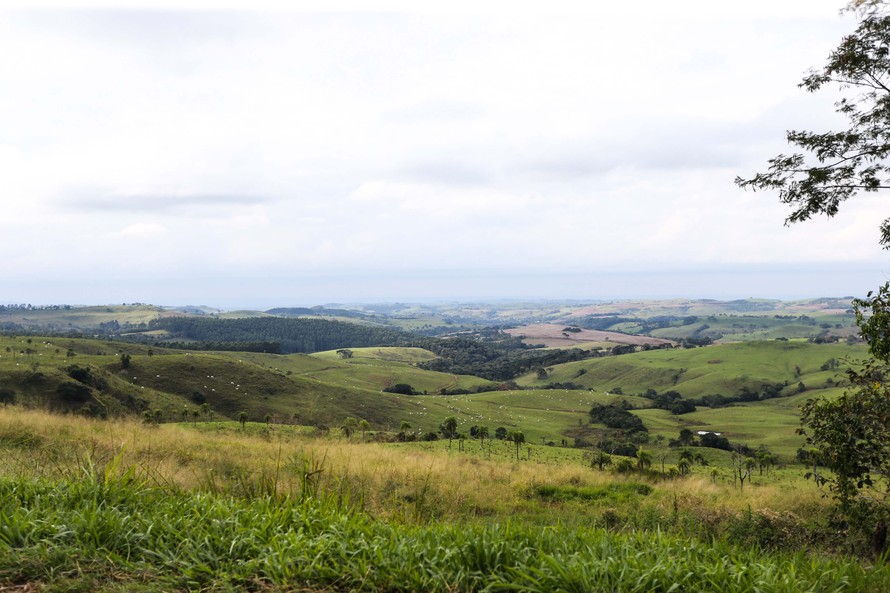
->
xmin=394 ymin=161 xmax=492 ymax=186
xmin=510 ymin=113 xmax=805 ymax=183
xmin=11 ymin=11 xmax=272 ymax=53
xmin=59 ymin=193 xmax=266 ymax=213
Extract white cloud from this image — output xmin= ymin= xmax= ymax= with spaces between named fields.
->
xmin=0 ymin=4 xmax=881 ymax=304
xmin=112 ymin=222 xmax=169 ymax=239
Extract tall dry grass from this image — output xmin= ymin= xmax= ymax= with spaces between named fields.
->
xmin=0 ymin=406 xmax=831 ymax=534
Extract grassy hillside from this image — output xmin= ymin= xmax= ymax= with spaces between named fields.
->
xmin=409 ymin=389 xmax=649 ymax=445
xmin=0 ymin=336 xmax=425 ymax=431
xmin=0 ymin=304 xmax=167 ymax=330
xmin=519 ymin=340 xmax=866 ymax=397
xmin=0 ymin=334 xmax=869 ymax=460
xmin=304 ymin=347 xmax=494 ymax=394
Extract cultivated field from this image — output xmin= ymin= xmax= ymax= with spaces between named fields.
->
xmin=504 ymin=323 xmax=674 ymax=348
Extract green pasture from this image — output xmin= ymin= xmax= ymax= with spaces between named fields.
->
xmin=406 ymin=389 xmax=651 ymax=444
xmin=304 ymin=347 xmax=493 ymax=394
xmin=521 ymin=340 xmax=866 ymax=397
xmin=632 ymin=392 xmax=837 ymax=458
xmin=312 ymin=346 xmax=438 ymax=364
xmin=0 ymin=335 xmax=868 ymax=464
xmin=0 ymin=336 xmax=419 ymax=430
xmin=0 ymin=304 xmax=165 ymax=329
xmin=221 ymin=347 xmax=492 ymax=396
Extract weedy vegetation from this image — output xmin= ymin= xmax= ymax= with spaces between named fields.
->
xmin=1 ymin=407 xmax=889 ymax=592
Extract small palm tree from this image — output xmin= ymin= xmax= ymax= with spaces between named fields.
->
xmin=478 ymin=425 xmax=489 ymax=448
xmin=239 ymin=411 xmax=248 ymax=430
xmin=591 ymin=449 xmax=611 ymax=471
xmin=678 ymin=449 xmax=695 ymax=476
xmin=358 ymin=419 xmax=370 ymax=441
xmin=677 ymin=458 xmax=691 ymax=476
xmin=636 ymin=447 xmax=652 ymax=477
xmin=342 ymin=416 xmax=358 ymax=440
xmin=442 ymin=416 xmax=458 ymax=448
xmin=509 ymin=430 xmax=525 ymax=460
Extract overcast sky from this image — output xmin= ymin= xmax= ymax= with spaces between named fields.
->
xmin=1 ymin=1 xmax=887 ymax=307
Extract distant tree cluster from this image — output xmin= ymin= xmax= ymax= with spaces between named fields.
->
xmin=154 ymin=341 xmax=284 ymax=354
xmin=588 ymin=403 xmax=647 ymax=433
xmin=668 ymin=428 xmax=743 ymax=453
xmin=414 ymin=334 xmax=602 ymax=381
xmin=382 ymin=383 xmax=419 ymax=395
xmin=640 ymin=389 xmax=697 ymax=415
xmin=143 ymin=317 xmax=407 ymax=354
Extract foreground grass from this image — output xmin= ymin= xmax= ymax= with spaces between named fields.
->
xmin=2 ymin=475 xmax=887 ymax=593
xmin=0 ymin=407 xmax=830 ymax=525
xmin=1 ymin=407 xmax=882 ymax=591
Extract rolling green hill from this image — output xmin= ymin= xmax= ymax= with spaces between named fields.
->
xmin=519 ymin=340 xmax=866 ymax=398
xmin=0 ymin=336 xmax=420 ymax=430
xmin=0 ymin=333 xmax=868 ymax=459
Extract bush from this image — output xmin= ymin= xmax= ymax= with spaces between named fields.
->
xmin=589 ymin=404 xmax=647 ymax=433
xmin=56 ymin=381 xmax=92 ymax=403
xmin=0 ymin=389 xmax=16 ymax=405
xmin=383 ymin=383 xmax=418 ymax=395
xmin=66 ymin=365 xmax=108 ymax=391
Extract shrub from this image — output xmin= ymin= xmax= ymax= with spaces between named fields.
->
xmin=383 ymin=383 xmax=418 ymax=395
xmin=56 ymin=381 xmax=92 ymax=403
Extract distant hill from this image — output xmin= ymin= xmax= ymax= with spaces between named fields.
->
xmin=266 ymin=306 xmax=379 ymax=321
xmin=140 ymin=316 xmax=409 ymax=354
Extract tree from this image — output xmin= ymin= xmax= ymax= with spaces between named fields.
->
xmin=731 ymin=452 xmax=755 ymax=491
xmin=383 ymin=383 xmax=417 ymax=395
xmin=239 ymin=411 xmax=248 ymax=429
xmin=737 ymin=11 xmax=890 ymax=248
xmin=677 ymin=428 xmax=696 ymax=447
xmin=678 ymin=449 xmax=695 ymax=476
xmin=358 ymin=419 xmax=370 ymax=441
xmin=120 ymin=352 xmax=131 ymax=369
xmin=589 ymin=448 xmax=612 ymax=471
xmin=442 ymin=416 xmax=458 ymax=447
xmin=477 ymin=425 xmax=489 ymax=448
xmin=800 ymin=352 xmax=890 ymax=554
xmin=342 ymin=416 xmax=358 ymax=440
xmin=738 ymin=6 xmax=890 ymax=554
xmin=397 ymin=420 xmax=412 ymax=441
xmin=636 ymin=447 xmax=652 ymax=477
xmin=508 ymin=430 xmax=525 ymax=460
xmin=755 ymin=445 xmax=777 ymax=476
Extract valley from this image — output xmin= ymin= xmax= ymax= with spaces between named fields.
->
xmin=1 ymin=297 xmax=885 ymax=592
